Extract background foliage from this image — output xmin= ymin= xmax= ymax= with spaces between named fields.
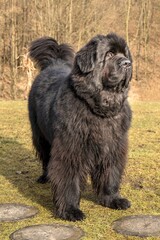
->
xmin=0 ymin=0 xmax=160 ymax=99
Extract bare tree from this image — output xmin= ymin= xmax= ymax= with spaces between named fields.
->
xmin=0 ymin=0 xmax=159 ymax=99
xmin=125 ymin=0 xmax=131 ymax=45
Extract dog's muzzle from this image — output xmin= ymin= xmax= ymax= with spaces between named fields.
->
xmin=119 ymin=59 xmax=131 ymax=68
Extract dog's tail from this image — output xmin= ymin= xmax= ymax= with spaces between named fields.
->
xmin=29 ymin=37 xmax=75 ymax=71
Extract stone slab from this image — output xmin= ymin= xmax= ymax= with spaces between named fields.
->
xmin=112 ymin=215 xmax=160 ymax=237
xmin=10 ymin=224 xmax=84 ymax=240
xmin=0 ymin=203 xmax=38 ymax=222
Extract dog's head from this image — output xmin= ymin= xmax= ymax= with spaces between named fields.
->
xmin=73 ymin=33 xmax=132 ymax=92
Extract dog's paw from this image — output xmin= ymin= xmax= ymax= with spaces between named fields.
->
xmin=110 ymin=198 xmax=131 ymax=210
xmin=37 ymin=174 xmax=48 ymax=184
xmin=60 ymin=207 xmax=85 ymax=221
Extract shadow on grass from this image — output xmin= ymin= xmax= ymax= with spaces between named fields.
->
xmin=0 ymin=136 xmax=97 ymax=212
xmin=0 ymin=136 xmax=52 ymax=211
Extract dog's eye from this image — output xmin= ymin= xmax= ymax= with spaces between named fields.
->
xmin=106 ymin=52 xmax=114 ymax=58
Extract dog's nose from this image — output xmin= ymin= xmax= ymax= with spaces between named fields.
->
xmin=120 ymin=59 xmax=131 ymax=68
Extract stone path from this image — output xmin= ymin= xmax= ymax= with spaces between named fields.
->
xmin=10 ymin=224 xmax=84 ymax=240
xmin=0 ymin=203 xmax=84 ymax=240
xmin=0 ymin=203 xmax=38 ymax=222
xmin=112 ymin=215 xmax=160 ymax=237
xmin=1 ymin=203 xmax=160 ymax=239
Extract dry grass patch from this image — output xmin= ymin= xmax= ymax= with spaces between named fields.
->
xmin=0 ymin=100 xmax=160 ymax=240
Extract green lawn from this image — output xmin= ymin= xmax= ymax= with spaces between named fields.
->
xmin=0 ymin=101 xmax=160 ymax=240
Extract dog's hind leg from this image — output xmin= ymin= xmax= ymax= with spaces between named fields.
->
xmin=34 ymin=134 xmax=51 ymax=184
xmin=29 ymin=106 xmax=51 ymax=183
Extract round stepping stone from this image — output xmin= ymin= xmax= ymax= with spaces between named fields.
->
xmin=10 ymin=224 xmax=84 ymax=240
xmin=112 ymin=215 xmax=160 ymax=237
xmin=0 ymin=203 xmax=38 ymax=222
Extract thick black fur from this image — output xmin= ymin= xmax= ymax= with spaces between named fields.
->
xmin=28 ymin=33 xmax=132 ymax=221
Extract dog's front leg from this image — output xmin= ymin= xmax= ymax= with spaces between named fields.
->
xmin=48 ymin=159 xmax=85 ymax=221
xmin=91 ymin=157 xmax=131 ymax=210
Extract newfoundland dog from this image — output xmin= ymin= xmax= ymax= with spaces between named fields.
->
xmin=28 ymin=33 xmax=132 ymax=221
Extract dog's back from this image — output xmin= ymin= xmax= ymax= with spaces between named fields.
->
xmin=28 ymin=37 xmax=75 ymax=146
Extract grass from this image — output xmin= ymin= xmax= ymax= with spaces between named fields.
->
xmin=0 ymin=100 xmax=160 ymax=240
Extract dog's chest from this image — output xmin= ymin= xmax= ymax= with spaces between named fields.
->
xmin=92 ymin=115 xmax=122 ymax=140
xmin=84 ymin=113 xmax=124 ymax=156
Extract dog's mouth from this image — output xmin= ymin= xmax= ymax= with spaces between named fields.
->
xmin=102 ymin=66 xmax=132 ymax=90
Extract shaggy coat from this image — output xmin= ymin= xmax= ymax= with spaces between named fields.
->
xmin=28 ymin=33 xmax=132 ymax=221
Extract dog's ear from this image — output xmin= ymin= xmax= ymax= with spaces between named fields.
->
xmin=76 ymin=40 xmax=97 ymax=73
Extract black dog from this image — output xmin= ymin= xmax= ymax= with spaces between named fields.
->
xmin=28 ymin=33 xmax=132 ymax=221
